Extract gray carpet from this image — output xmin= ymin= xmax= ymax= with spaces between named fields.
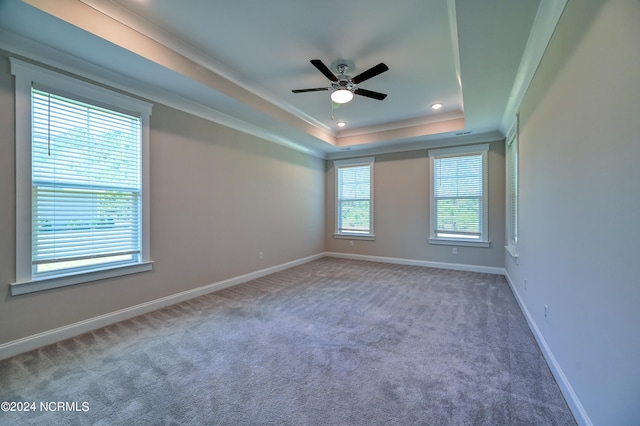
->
xmin=0 ymin=258 xmax=576 ymax=425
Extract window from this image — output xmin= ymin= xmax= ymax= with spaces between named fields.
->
xmin=506 ymin=117 xmax=519 ymax=258
xmin=428 ymin=144 xmax=490 ymax=247
xmin=11 ymin=58 xmax=153 ymax=295
xmin=334 ymin=157 xmax=375 ymax=239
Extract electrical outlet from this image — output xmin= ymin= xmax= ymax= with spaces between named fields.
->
xmin=259 ymin=251 xmax=264 ymax=260
xmin=452 ymin=248 xmax=458 ymax=255
xmin=349 ymin=240 xmax=354 ymax=247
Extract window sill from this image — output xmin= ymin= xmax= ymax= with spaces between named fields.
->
xmin=428 ymin=238 xmax=491 ymax=248
xmin=505 ymin=245 xmax=519 ymax=258
xmin=334 ymin=233 xmax=376 ymax=241
xmin=11 ymin=261 xmax=154 ymax=296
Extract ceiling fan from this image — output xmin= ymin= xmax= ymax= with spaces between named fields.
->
xmin=292 ymin=59 xmax=389 ymax=104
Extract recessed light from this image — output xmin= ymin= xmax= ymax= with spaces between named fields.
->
xmin=337 ymin=121 xmax=346 ymax=127
xmin=431 ymin=103 xmax=443 ymax=110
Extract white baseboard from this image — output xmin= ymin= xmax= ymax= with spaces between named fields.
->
xmin=330 ymin=252 xmax=591 ymax=425
xmin=0 ymin=251 xmax=590 ymax=426
xmin=325 ymin=251 xmax=506 ymax=275
xmin=503 ymin=271 xmax=592 ymax=426
xmin=0 ymin=253 xmax=325 ymax=361
xmin=0 ymin=252 xmax=502 ymax=360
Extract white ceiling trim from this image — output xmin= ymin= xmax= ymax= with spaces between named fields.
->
xmin=78 ymin=0 xmax=333 ymax=134
xmin=76 ymin=0 xmax=465 ymax=146
xmin=4 ymin=0 xmax=552 ymax=158
xmin=446 ymin=0 xmax=464 ymax=113
xmin=500 ymin=0 xmax=569 ymax=133
xmin=326 ymin=130 xmax=504 ymax=161
xmin=337 ymin=111 xmax=465 ymax=138
xmin=22 ymin=0 xmax=337 ymax=146
xmin=23 ymin=0 xmax=471 ymax=152
xmin=0 ymin=28 xmax=325 ymax=157
xmin=338 ymin=117 xmax=466 ymax=147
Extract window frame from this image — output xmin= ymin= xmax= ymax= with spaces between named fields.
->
xmin=428 ymin=143 xmax=490 ymax=248
xmin=11 ymin=58 xmax=153 ymax=296
xmin=333 ymin=156 xmax=375 ymax=240
xmin=505 ymin=116 xmax=519 ymax=258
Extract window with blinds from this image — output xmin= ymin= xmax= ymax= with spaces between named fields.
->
xmin=428 ymin=144 xmax=489 ymax=245
xmin=506 ymin=117 xmax=519 ymax=256
xmin=11 ymin=58 xmax=152 ymax=295
xmin=31 ymin=88 xmax=142 ymax=277
xmin=335 ymin=158 xmax=374 ymax=237
xmin=433 ymin=154 xmax=483 ymax=239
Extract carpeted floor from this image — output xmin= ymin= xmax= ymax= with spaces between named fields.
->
xmin=0 ymin=258 xmax=576 ymax=425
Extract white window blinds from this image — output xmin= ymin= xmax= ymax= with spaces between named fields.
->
xmin=433 ymin=154 xmax=483 ymax=239
xmin=506 ymin=118 xmax=519 ymax=251
xmin=31 ymin=87 xmax=142 ymax=276
xmin=337 ymin=163 xmax=372 ymax=234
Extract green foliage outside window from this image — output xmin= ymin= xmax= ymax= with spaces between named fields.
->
xmin=340 ymin=200 xmax=370 ymax=232
xmin=436 ymin=198 xmax=480 ymax=233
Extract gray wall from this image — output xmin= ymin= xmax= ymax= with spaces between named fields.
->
xmin=0 ymin=55 xmax=326 ymax=344
xmin=2 ymin=1 xmax=639 ymax=422
xmin=325 ymin=143 xmax=506 ymax=268
xmin=505 ymin=1 xmax=640 ymax=424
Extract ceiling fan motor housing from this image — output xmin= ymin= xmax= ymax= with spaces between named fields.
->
xmin=333 ymin=79 xmax=354 ymax=91
xmin=333 ymin=64 xmax=355 ymax=91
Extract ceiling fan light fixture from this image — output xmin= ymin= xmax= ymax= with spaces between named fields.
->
xmin=331 ymin=89 xmax=354 ymax=104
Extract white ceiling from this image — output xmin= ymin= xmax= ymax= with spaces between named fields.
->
xmin=0 ymin=0 xmax=564 ymax=158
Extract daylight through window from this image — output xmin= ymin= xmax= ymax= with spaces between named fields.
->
xmin=334 ymin=157 xmax=374 ymax=238
xmin=11 ymin=58 xmax=152 ymax=295
xmin=428 ymin=144 xmax=489 ymax=247
xmin=31 ymin=88 xmax=142 ymax=276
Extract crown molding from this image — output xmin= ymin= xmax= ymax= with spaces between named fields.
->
xmin=500 ymin=0 xmax=569 ymax=133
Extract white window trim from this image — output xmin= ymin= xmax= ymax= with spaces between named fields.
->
xmin=10 ymin=58 xmax=153 ymax=296
xmin=505 ymin=116 xmax=519 ymax=259
xmin=333 ymin=156 xmax=375 ymax=240
xmin=428 ymin=143 xmax=490 ymax=248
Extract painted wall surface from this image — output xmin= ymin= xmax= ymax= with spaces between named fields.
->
xmin=505 ymin=1 xmax=640 ymax=424
xmin=325 ymin=142 xmax=506 ymax=268
xmin=0 ymin=55 xmax=325 ymax=345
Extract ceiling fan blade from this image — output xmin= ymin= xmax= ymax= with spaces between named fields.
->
xmin=292 ymin=88 xmax=329 ymax=93
xmin=351 ymin=63 xmax=389 ymax=84
xmin=354 ymin=88 xmax=387 ymax=100
xmin=310 ymin=59 xmax=338 ymax=82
